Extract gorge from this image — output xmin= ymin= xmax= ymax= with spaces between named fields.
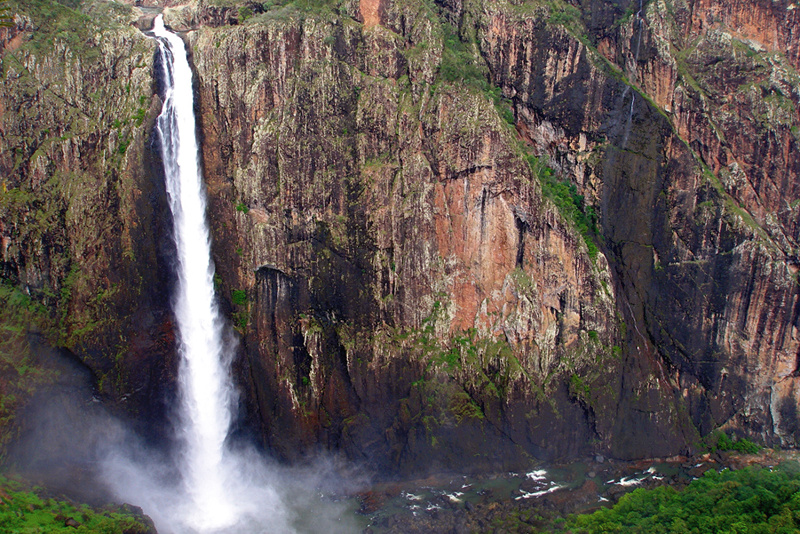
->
xmin=1 ymin=0 xmax=800 ymax=530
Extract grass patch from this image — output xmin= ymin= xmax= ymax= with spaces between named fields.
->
xmin=0 ymin=476 xmax=152 ymax=533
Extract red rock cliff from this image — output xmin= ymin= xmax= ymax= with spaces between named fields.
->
xmin=2 ymin=0 xmax=799 ymax=476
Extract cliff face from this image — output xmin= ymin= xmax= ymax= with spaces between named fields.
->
xmin=187 ymin=3 xmax=624 ymax=472
xmin=1 ymin=0 xmax=799 ymax=477
xmin=481 ymin=0 xmax=800 ymax=449
xmin=483 ymin=0 xmax=800 ymax=443
xmin=0 ymin=0 xmax=175 ymax=455
xmin=186 ymin=0 xmax=800 ymax=471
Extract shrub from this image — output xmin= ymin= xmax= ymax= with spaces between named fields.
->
xmin=710 ymin=431 xmax=762 ymax=454
xmin=566 ymin=464 xmax=800 ymax=533
xmin=238 ymin=5 xmax=253 ymax=22
xmin=231 ymin=289 xmax=247 ymax=306
xmin=438 ymin=24 xmax=486 ymax=88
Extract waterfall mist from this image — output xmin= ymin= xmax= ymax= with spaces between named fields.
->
xmin=98 ymin=16 xmax=361 ymax=533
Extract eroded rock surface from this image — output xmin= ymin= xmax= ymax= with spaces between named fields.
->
xmin=2 ymin=0 xmax=799 ymax=477
xmin=0 ymin=0 xmax=175 ymax=450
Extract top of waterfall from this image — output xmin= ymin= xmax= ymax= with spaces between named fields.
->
xmin=153 ymin=13 xmax=164 ymax=33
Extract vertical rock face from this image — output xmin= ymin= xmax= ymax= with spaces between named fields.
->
xmin=480 ymin=0 xmax=800 ymax=449
xmin=188 ymin=0 xmax=800 ymax=471
xmin=187 ymin=0 xmax=674 ymax=473
xmin=2 ymin=0 xmax=800 ymax=477
xmin=0 ymin=0 xmax=175 ymax=450
xmin=645 ymin=0 xmax=800 ymax=446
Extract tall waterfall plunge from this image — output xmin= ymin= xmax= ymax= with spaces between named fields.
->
xmin=99 ymin=17 xmax=357 ymax=533
xmin=152 ymin=15 xmax=238 ymax=530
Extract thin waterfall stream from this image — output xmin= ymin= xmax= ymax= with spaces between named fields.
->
xmin=621 ymin=0 xmax=645 ymax=148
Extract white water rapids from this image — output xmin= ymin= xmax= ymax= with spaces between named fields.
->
xmin=98 ymin=16 xmax=358 ymax=533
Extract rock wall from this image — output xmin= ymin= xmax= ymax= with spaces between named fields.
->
xmin=482 ymin=0 xmax=800 ymax=448
xmin=2 ymin=0 xmax=799 ymax=477
xmin=0 ymin=0 xmax=175 ymax=454
xmin=186 ymin=0 xmax=686 ymax=473
xmin=188 ymin=0 xmax=800 ymax=471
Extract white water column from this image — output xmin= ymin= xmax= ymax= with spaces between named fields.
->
xmin=151 ymin=15 xmax=238 ymax=531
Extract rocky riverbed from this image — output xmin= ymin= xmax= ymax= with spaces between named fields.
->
xmin=354 ymin=450 xmax=800 ymax=533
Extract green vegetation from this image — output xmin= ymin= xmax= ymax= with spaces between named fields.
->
xmin=234 ymin=201 xmax=250 ymax=214
xmin=439 ymin=23 xmax=486 ymax=88
xmin=117 ymin=137 xmax=130 ymax=155
xmin=0 ymin=476 xmax=152 ymax=533
xmin=527 ymin=155 xmax=599 ymax=258
xmin=490 ymin=508 xmax=544 ymax=531
xmin=287 ymin=0 xmax=338 ymax=16
xmin=569 ymin=373 xmax=591 ymax=400
xmin=238 ymin=4 xmax=253 ymax=22
xmin=233 ymin=310 xmax=249 ymax=331
xmin=449 ymin=389 xmax=485 ymax=423
xmin=0 ymin=0 xmax=13 ymax=27
xmin=707 ymin=431 xmax=762 ymax=454
xmin=402 ymin=0 xmax=600 ymax=265
xmin=133 ymin=107 xmax=147 ymax=127
xmin=0 ymin=282 xmax=53 ymax=334
xmin=230 ymin=289 xmax=249 ymax=332
xmin=0 ymin=280 xmax=59 ymax=356
xmin=547 ymin=0 xmax=581 ymax=28
xmin=408 ymin=302 xmax=521 ymax=386
xmin=565 ymin=464 xmax=800 ymax=533
xmin=0 ymin=282 xmax=60 ymax=460
xmin=5 ymin=0 xmax=100 ymax=60
xmin=487 ymin=86 xmax=515 ymax=125
xmin=437 ymin=23 xmax=517 ymax=126
xmin=612 ymin=4 xmax=636 ymax=28
xmin=231 ymin=289 xmax=248 ymax=306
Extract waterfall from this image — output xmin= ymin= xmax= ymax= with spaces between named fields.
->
xmin=96 ymin=15 xmax=356 ymax=534
xmin=152 ymin=14 xmax=239 ymax=530
xmin=621 ymin=0 xmax=645 ymax=148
